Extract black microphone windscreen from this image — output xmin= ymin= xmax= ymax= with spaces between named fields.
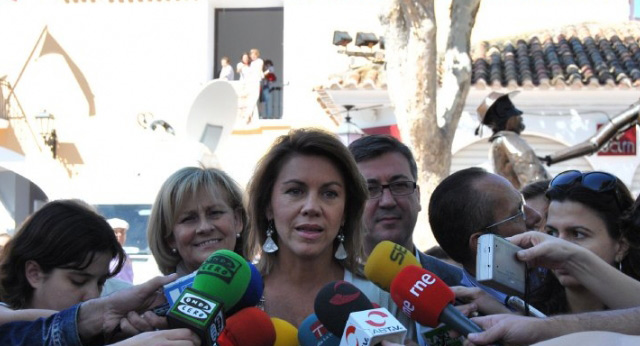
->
xmin=313 ymin=280 xmax=373 ymax=337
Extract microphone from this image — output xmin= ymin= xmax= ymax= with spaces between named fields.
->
xmin=364 ymin=241 xmax=421 ymax=291
xmin=505 ymin=296 xmax=546 ymax=318
xmin=314 ymin=280 xmax=406 ymax=345
xmin=298 ymin=313 xmax=340 ymax=346
xmin=156 ymin=260 xmax=263 ymax=317
xmin=167 ymin=249 xmax=252 ymax=345
xmin=226 ymin=261 xmax=264 ymax=316
xmin=271 ymin=317 xmax=299 ymax=346
xmin=216 ymin=307 xmax=276 ymax=346
xmin=390 ymin=265 xmax=482 ymax=337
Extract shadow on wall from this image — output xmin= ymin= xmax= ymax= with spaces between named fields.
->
xmin=17 ymin=26 xmax=95 ymax=116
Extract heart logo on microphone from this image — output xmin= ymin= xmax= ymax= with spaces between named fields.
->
xmin=328 ymin=281 xmax=362 ymax=305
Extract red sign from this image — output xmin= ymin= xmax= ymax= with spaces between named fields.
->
xmin=597 ymin=124 xmax=636 ymax=156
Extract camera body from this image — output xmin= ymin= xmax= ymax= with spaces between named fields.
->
xmin=476 ymin=234 xmax=526 ymax=296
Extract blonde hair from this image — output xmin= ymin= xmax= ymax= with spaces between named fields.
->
xmin=148 ymin=166 xmax=247 ymax=275
xmin=245 ymin=128 xmax=367 ymax=275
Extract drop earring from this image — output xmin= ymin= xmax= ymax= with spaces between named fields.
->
xmin=334 ymin=228 xmax=347 ymax=260
xmin=262 ymin=220 xmax=279 ymax=253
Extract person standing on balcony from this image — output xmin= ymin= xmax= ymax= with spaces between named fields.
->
xmin=218 ymin=56 xmax=234 ymax=81
xmin=236 ymin=52 xmax=251 ymax=81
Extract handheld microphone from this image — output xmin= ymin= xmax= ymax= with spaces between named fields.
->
xmin=364 ymin=241 xmax=421 ymax=291
xmin=167 ymin=249 xmax=251 ymax=345
xmin=271 ymin=317 xmax=299 ymax=346
xmin=156 ymin=260 xmax=263 ymax=317
xmin=226 ymin=261 xmax=264 ymax=316
xmin=298 ymin=313 xmax=340 ymax=346
xmin=505 ymin=296 xmax=546 ymax=318
xmin=390 ymin=265 xmax=482 ymax=337
xmin=314 ymin=280 xmax=406 ymax=346
xmin=216 ymin=307 xmax=276 ymax=346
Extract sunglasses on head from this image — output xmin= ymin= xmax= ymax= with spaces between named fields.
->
xmin=549 ymin=170 xmax=622 ymax=208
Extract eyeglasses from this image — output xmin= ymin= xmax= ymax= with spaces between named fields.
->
xmin=483 ymin=203 xmax=526 ymax=232
xmin=549 ymin=170 xmax=622 ymax=208
xmin=367 ymin=181 xmax=417 ymax=199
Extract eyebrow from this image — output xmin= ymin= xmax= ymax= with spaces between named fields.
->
xmin=367 ymin=174 xmax=411 ymax=183
xmin=282 ymin=179 xmax=344 ymax=188
xmin=69 ymin=271 xmax=95 ymax=278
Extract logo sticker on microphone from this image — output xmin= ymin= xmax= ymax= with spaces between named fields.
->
xmin=365 ymin=310 xmax=388 ymax=327
xmin=198 ymin=253 xmax=243 ymax=284
xmin=389 ymin=245 xmax=408 ymax=264
xmin=328 ymin=281 xmax=361 ymax=306
xmin=310 ymin=320 xmax=329 ymax=339
xmin=176 ymin=292 xmax=216 ymax=320
xmin=344 ymin=325 xmax=360 ymax=346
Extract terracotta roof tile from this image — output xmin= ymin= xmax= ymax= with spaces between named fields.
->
xmin=471 ymin=22 xmax=640 ymax=89
xmin=320 ymin=22 xmax=640 ymax=92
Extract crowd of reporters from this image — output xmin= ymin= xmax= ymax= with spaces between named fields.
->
xmin=1 ymin=128 xmax=640 ymax=345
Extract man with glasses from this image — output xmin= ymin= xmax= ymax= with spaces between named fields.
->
xmin=348 ymin=135 xmax=463 ymax=286
xmin=429 ymin=167 xmax=542 ymax=303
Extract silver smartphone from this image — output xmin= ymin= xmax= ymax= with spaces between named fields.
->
xmin=476 ymin=233 xmax=526 ymax=296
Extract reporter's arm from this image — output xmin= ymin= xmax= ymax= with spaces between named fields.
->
xmin=533 ymin=331 xmax=640 ymax=346
xmin=0 ymin=305 xmax=83 ymax=345
xmin=109 ymin=329 xmax=201 ymax=346
xmin=0 ymin=304 xmax=56 ymax=325
xmin=508 ymin=231 xmax=640 ymax=309
xmin=467 ymin=306 xmax=640 ymax=345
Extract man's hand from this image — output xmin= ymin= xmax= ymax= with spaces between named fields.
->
xmin=506 ymin=231 xmax=586 ymax=270
xmin=464 ymin=314 xmax=545 ymax=346
xmin=451 ymin=286 xmax=511 ymax=316
xmin=109 ymin=329 xmax=201 ymax=346
xmin=78 ymin=274 xmax=178 ymax=343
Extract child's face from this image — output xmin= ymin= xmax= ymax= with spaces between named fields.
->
xmin=221 ymin=59 xmax=228 ymax=67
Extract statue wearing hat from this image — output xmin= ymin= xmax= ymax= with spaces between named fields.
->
xmin=476 ymin=91 xmax=550 ymax=189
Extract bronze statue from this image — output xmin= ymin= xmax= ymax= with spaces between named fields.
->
xmin=476 ymin=91 xmax=550 ymax=189
xmin=544 ymin=100 xmax=640 ymax=165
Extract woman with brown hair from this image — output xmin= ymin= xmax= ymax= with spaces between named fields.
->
xmin=244 ymin=128 xmax=416 ymax=338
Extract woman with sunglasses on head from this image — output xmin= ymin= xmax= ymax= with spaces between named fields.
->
xmin=530 ymin=170 xmax=640 ymax=315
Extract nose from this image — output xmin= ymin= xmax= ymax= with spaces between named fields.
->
xmin=524 ymin=205 xmax=542 ymax=230
xmin=301 ymin=194 xmax=321 ymax=217
xmin=84 ymin=283 xmax=101 ymax=302
xmin=196 ymin=217 xmax=214 ymax=234
xmin=378 ymin=187 xmax=398 ymax=209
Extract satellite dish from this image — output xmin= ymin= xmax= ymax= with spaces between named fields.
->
xmin=185 ymin=80 xmax=238 ymax=154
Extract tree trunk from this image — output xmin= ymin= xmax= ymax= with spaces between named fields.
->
xmin=381 ymin=0 xmax=481 ymax=250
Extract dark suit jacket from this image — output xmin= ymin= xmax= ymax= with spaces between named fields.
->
xmin=417 ymin=248 xmax=464 ymax=287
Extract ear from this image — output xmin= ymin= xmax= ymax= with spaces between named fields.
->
xmin=25 ymin=260 xmax=44 ymax=289
xmin=468 ymin=232 xmax=484 ymax=261
xmin=266 ymin=204 xmax=273 ymax=220
xmin=415 ymin=184 xmax=422 ymax=212
xmin=233 ymin=208 xmax=244 ymax=234
xmin=615 ymin=238 xmax=630 ymax=263
xmin=167 ymin=234 xmax=177 ymax=251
